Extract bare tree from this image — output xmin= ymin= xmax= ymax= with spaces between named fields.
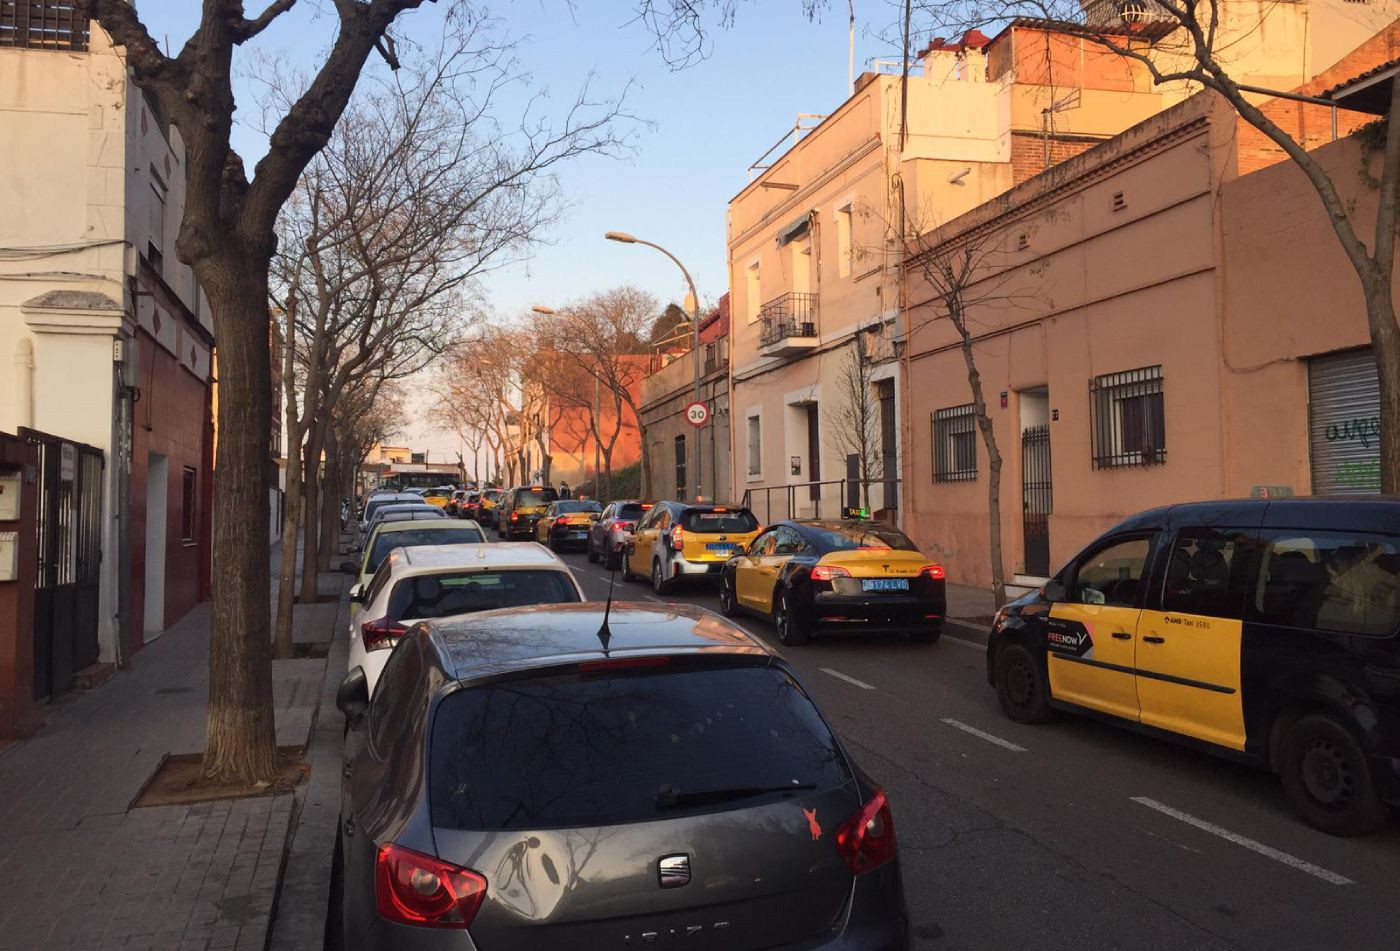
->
xmin=826 ymin=329 xmax=886 ymax=512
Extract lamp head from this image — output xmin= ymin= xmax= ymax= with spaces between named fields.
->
xmin=604 ymin=231 xmax=637 ymax=244
xmin=531 ymin=306 xmax=557 ymax=315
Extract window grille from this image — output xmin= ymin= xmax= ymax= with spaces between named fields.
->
xmin=0 ymin=1 xmax=90 ymax=51
xmin=933 ymin=404 xmax=978 ymax=482
xmin=1090 ymin=365 xmax=1166 ymax=468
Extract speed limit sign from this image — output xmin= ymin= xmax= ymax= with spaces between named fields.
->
xmin=684 ymin=401 xmax=710 ymax=428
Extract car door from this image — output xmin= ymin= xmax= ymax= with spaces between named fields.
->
xmin=754 ymin=526 xmax=805 ymax=614
xmin=1045 ymin=533 xmax=1156 ymax=723
xmin=735 ymin=529 xmax=778 ymax=609
xmin=593 ymin=504 xmax=614 ymax=549
xmin=537 ymin=503 xmax=557 ymax=543
xmin=629 ymin=506 xmax=662 ymax=576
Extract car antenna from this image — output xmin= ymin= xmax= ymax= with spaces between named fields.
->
xmin=596 ymin=560 xmax=617 ymax=652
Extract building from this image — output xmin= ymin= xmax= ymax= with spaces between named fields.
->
xmin=900 ymin=32 xmax=1399 ymax=589
xmin=640 ymin=296 xmax=732 ymax=502
xmin=0 ymin=6 xmax=214 ymax=702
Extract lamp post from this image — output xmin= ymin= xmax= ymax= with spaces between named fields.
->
xmin=605 ymin=230 xmax=705 ymax=501
xmin=532 ymin=305 xmax=602 ymax=495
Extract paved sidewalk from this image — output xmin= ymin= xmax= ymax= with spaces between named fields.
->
xmin=0 ymin=551 xmax=343 ymax=951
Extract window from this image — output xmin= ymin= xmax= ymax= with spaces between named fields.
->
xmin=751 ymin=530 xmax=778 ymax=556
xmin=1161 ymin=528 xmax=1247 ymax=619
xmin=683 ymin=508 xmax=758 ymax=534
xmin=674 ymin=434 xmax=687 ymax=499
xmin=808 ymin=524 xmax=918 ymax=552
xmin=1070 ymin=536 xmax=1152 ymax=608
xmin=180 ymin=467 xmax=197 ymax=544
xmin=1249 ymin=532 xmax=1400 ymax=636
xmin=747 ymin=414 xmax=762 ymax=477
xmin=774 ymin=526 xmax=806 ymax=555
xmin=368 ymin=527 xmax=486 ymax=575
xmin=932 ymin=404 xmax=977 ymax=482
xmin=386 ymin=569 xmax=581 ymax=622
xmin=1090 ymin=365 xmax=1165 ymax=468
xmin=746 ymin=262 xmax=762 ymax=323
xmin=369 ymin=639 xmax=422 ymax=752
xmin=428 ymin=665 xmax=850 ymax=830
xmin=836 ymin=204 xmax=854 ymax=278
xmin=0 ymin=1 xmax=89 ymax=51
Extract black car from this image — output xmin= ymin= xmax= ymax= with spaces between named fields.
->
xmin=987 ymin=497 xmax=1400 ymax=835
xmin=334 ymin=602 xmax=909 ymax=950
xmin=495 ymin=484 xmax=559 ymax=540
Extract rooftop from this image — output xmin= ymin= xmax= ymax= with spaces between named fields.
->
xmin=393 ymin=541 xmax=569 ymax=572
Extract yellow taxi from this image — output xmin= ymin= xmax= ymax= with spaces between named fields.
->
xmin=622 ymin=501 xmax=762 ymax=595
xmin=422 ymin=487 xmax=453 ymax=509
xmin=534 ymin=499 xmax=603 ymax=551
xmin=717 ymin=519 xmax=946 ymax=646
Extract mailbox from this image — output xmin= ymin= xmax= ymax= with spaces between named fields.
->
xmin=0 ymin=532 xmax=16 ymax=582
xmin=0 ymin=469 xmax=20 ymax=521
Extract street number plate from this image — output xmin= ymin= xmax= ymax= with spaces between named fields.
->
xmin=862 ymin=578 xmax=909 ymax=592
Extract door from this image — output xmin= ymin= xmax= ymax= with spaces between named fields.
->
xmin=144 ymin=452 xmax=168 ymax=637
xmin=1022 ymin=424 xmax=1052 ymax=577
xmin=1135 ymin=527 xmax=1248 ymax=750
xmin=629 ymin=507 xmax=666 ymax=576
xmin=805 ymin=404 xmax=820 ymax=504
xmin=1307 ymin=349 xmax=1379 ymax=495
xmin=877 ymin=379 xmax=896 ymax=512
xmin=735 ymin=529 xmax=778 ymax=609
xmin=1046 ymin=534 xmax=1154 ymax=722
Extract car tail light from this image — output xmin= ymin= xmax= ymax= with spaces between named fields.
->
xmin=553 ymin=516 xmax=567 ymax=527
xmin=834 ymin=789 xmax=897 ymax=875
xmin=920 ymin=564 xmax=946 ymax=580
xmin=510 ymin=511 xmax=519 ymax=522
xmin=670 ymin=525 xmax=684 ymax=550
xmin=375 ymin=843 xmax=486 ymax=928
xmin=362 ymin=617 xmax=408 ymax=651
xmin=616 ymin=521 xmax=635 ymax=532
xmin=810 ymin=564 xmax=852 ymax=582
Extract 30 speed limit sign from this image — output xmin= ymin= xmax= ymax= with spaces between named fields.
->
xmin=684 ymin=401 xmax=710 ymax=428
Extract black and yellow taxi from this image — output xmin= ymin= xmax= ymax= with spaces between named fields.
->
xmin=533 ymin=499 xmax=603 ymax=551
xmin=494 ymin=485 xmax=559 ymax=540
xmin=622 ymin=501 xmax=762 ymax=594
xmin=719 ymin=520 xmax=946 ymax=646
xmin=473 ymin=487 xmax=502 ymax=526
xmin=987 ymin=497 xmax=1400 ymax=835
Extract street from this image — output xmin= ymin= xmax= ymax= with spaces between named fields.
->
xmin=533 ymin=539 xmax=1400 ymax=950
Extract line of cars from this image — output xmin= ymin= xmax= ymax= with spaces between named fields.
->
xmin=333 ymin=485 xmax=915 ymax=949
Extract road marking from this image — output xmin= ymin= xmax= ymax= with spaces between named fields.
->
xmin=820 ymin=668 xmax=875 ymax=690
xmin=1131 ymin=797 xmax=1354 ymax=886
xmin=642 ymin=594 xmax=665 ymax=603
xmin=942 ymin=634 xmax=984 ymax=651
xmin=939 ymin=718 xmax=1027 ymax=752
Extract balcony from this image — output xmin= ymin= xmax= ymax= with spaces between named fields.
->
xmin=758 ymin=293 xmax=819 ymax=358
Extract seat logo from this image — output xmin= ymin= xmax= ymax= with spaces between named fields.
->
xmin=658 ymin=853 xmax=690 ymax=888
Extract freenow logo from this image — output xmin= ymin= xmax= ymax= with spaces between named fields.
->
xmin=1046 ymin=622 xmax=1093 ymax=657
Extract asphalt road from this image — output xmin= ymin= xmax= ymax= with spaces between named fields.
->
xmin=515 ymin=535 xmax=1400 ymax=951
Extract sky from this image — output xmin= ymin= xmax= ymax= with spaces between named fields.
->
xmin=133 ymin=0 xmax=906 ymax=462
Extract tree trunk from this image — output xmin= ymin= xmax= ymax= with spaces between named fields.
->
xmin=202 ymin=266 xmax=277 ymax=783
xmin=638 ymin=423 xmax=652 ymax=500
xmin=318 ymin=433 xmax=342 ymax=573
xmin=951 ymin=304 xmax=1007 ymax=607
xmin=273 ymin=448 xmax=302 ymax=659
xmin=1367 ymin=280 xmax=1400 ymax=493
xmin=298 ymin=421 xmax=326 ymax=603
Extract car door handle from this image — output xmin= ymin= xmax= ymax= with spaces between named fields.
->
xmin=1111 ymin=631 xmax=1132 ymax=640
xmin=1142 ymin=635 xmax=1166 ymax=644
xmin=342 ymin=814 xmax=356 ymax=839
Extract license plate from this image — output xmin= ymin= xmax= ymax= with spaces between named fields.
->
xmin=862 ymin=578 xmax=909 ymax=592
xmin=705 ymin=543 xmax=734 ymax=552
xmin=572 ymin=531 xmax=588 ymax=539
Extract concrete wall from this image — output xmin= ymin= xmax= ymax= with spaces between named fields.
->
xmin=641 ymin=350 xmax=732 ymax=503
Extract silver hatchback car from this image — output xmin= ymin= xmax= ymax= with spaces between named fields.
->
xmin=334 ymin=602 xmax=909 ymax=950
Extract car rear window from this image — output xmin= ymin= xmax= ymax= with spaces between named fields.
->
xmin=428 ymin=665 xmax=850 ymax=830
xmin=683 ymin=509 xmax=758 ymax=534
xmin=368 ymin=528 xmax=486 ymax=573
xmin=387 ymin=569 xmax=579 ymax=621
xmin=516 ymin=488 xmax=558 ymax=507
xmin=809 ymin=524 xmax=918 ymax=552
xmin=554 ymin=500 xmax=601 ymax=514
xmin=618 ymin=503 xmax=650 ymax=519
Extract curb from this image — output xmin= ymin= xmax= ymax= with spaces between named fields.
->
xmin=266 ymin=575 xmax=351 ymax=951
xmin=944 ymin=617 xmax=991 ymax=646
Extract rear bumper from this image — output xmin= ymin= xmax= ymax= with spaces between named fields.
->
xmin=808 ymin=593 xmax=945 ymax=633
xmin=824 ymin=861 xmax=910 ymax=950
xmin=548 ymin=526 xmax=592 ymax=547
xmin=503 ymin=516 xmax=541 ymax=537
xmin=673 ymin=556 xmax=726 ymax=578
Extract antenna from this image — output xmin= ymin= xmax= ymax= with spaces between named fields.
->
xmin=596 ymin=560 xmax=618 ymax=652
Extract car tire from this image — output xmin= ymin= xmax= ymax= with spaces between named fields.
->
xmin=909 ymin=624 xmax=942 ymax=645
xmin=994 ymin=643 xmax=1054 ymax=724
xmin=621 ymin=553 xmax=637 ymax=582
xmin=605 ymin=546 xmax=622 ymax=571
xmin=719 ymin=572 xmax=739 ymax=616
xmin=1279 ymin=713 xmax=1389 ymax=836
xmin=774 ymin=590 xmax=810 ymax=646
xmin=652 ymin=558 xmax=675 ymax=596
xmin=587 ymin=541 xmax=600 ymax=563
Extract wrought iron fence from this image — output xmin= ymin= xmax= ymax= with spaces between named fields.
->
xmin=0 ymin=1 xmax=89 ymax=51
xmin=741 ymin=478 xmax=901 ymax=526
xmin=758 ymin=292 xmax=819 ymax=347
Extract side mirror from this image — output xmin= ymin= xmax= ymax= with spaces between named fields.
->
xmin=1042 ymin=579 xmax=1065 ymax=602
xmin=349 ymin=583 xmax=367 ymax=604
xmin=339 ymin=561 xmax=359 ymax=575
xmin=730 ymin=542 xmax=747 ymax=556
xmin=589 ymin=512 xmax=601 ymax=521
xmin=336 ymin=667 xmax=370 ymax=725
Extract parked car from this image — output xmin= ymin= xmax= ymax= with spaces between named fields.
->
xmin=587 ymin=499 xmax=653 ymax=569
xmin=623 ymin=501 xmax=762 ymax=594
xmin=987 ymin=497 xmax=1400 ymax=836
xmin=343 ymin=518 xmax=487 ymax=593
xmin=347 ymin=543 xmax=583 ymax=694
xmin=719 ymin=520 xmax=946 ymax=646
xmin=361 ymin=503 xmax=447 ymax=540
xmin=495 ymin=484 xmax=560 ymax=540
xmin=534 ymin=499 xmax=603 ymax=551
xmin=358 ymin=492 xmax=421 ymax=535
xmin=334 ymin=601 xmax=909 ymax=949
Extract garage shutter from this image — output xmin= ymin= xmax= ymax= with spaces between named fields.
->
xmin=1308 ymin=349 xmax=1379 ymax=495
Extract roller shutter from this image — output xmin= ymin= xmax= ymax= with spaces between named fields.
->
xmin=1308 ymin=349 xmax=1379 ymax=495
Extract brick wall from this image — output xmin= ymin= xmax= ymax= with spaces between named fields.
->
xmin=1010 ymin=131 xmax=1107 ymax=184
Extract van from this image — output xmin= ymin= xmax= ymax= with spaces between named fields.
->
xmin=495 ymin=485 xmax=560 ymax=540
xmin=624 ymin=501 xmax=762 ymax=594
xmin=986 ymin=498 xmax=1400 ymax=835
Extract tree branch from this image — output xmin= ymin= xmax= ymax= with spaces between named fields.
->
xmin=234 ymin=0 xmax=299 ymax=43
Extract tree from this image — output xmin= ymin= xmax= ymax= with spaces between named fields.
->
xmin=647 ymin=302 xmax=691 ymax=346
xmin=826 ymin=329 xmax=886 ymax=512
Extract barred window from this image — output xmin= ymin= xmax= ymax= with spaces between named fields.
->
xmin=674 ymin=435 xmax=687 ymax=500
xmin=0 ymin=1 xmax=90 ymax=51
xmin=932 ymin=405 xmax=978 ymax=482
xmin=746 ymin=415 xmax=762 ymax=476
xmin=1090 ymin=365 xmax=1166 ymax=468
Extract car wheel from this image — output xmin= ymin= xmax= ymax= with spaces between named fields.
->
xmin=652 ymin=558 xmax=675 ymax=596
xmin=774 ymin=590 xmax=810 ymax=646
xmin=994 ymin=643 xmax=1054 ymax=724
xmin=605 ymin=546 xmax=622 ymax=571
xmin=587 ymin=540 xmax=600 ymax=563
xmin=719 ymin=572 xmax=739 ymax=616
xmin=908 ymin=623 xmax=942 ymax=645
xmin=621 ymin=553 xmax=637 ymax=582
xmin=1280 ymin=713 xmax=1389 ymax=836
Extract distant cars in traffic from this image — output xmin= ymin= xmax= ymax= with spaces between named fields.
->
xmin=623 ymin=501 xmax=762 ymax=594
xmin=470 ymin=487 xmax=502 ymax=526
xmin=719 ymin=520 xmax=946 ymax=646
xmin=334 ymin=601 xmax=909 ymax=949
xmin=357 ymin=492 xmax=421 ymax=535
xmin=587 ymin=499 xmax=653 ymax=569
xmin=343 ymin=518 xmax=487 ymax=593
xmin=534 ymin=499 xmax=603 ymax=551
xmin=361 ymin=503 xmax=446 ymax=539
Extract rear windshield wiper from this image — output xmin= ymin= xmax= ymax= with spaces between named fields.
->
xmin=656 ymin=783 xmax=816 ymax=810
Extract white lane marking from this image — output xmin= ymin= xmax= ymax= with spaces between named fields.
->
xmin=642 ymin=594 xmax=665 ymax=603
xmin=1131 ymin=797 xmax=1354 ymax=886
xmin=820 ymin=668 xmax=875 ymax=690
xmin=942 ymin=634 xmax=984 ymax=651
xmin=939 ymin=718 xmax=1028 ymax=752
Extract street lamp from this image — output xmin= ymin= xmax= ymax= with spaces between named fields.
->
xmin=532 ymin=305 xmax=601 ymax=496
xmin=605 ymin=230 xmax=705 ymax=501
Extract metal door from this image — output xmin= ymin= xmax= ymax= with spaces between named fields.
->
xmin=1308 ymin=349 xmax=1379 ymax=495
xmin=1022 ymin=424 xmax=1052 ymax=578
xmin=21 ymin=429 xmax=103 ymax=700
xmin=877 ymin=379 xmax=897 ymax=511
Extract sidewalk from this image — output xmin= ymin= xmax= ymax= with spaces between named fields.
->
xmin=0 ymin=543 xmax=346 ymax=951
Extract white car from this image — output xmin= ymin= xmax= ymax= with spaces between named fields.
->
xmin=347 ymin=543 xmax=585 ymax=694
xmin=357 ymin=492 xmax=421 ymax=535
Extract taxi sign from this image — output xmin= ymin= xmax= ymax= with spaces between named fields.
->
xmin=684 ymin=401 xmax=709 ymax=428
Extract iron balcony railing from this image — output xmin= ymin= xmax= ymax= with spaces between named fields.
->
xmin=758 ymin=292 xmax=819 ymax=347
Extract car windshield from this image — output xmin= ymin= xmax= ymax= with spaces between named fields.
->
xmin=683 ymin=509 xmax=759 ymax=534
xmin=364 ymin=496 xmax=415 ymax=520
xmin=515 ymin=488 xmax=558 ymax=507
xmin=554 ymin=500 xmax=601 ymax=514
xmin=368 ymin=527 xmax=486 ymax=573
xmin=483 ymin=490 xmax=501 ymax=501
xmin=808 ymin=524 xmax=918 ymax=552
xmin=387 ymin=569 xmax=579 ymax=622
xmin=429 ymin=665 xmax=849 ymax=830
